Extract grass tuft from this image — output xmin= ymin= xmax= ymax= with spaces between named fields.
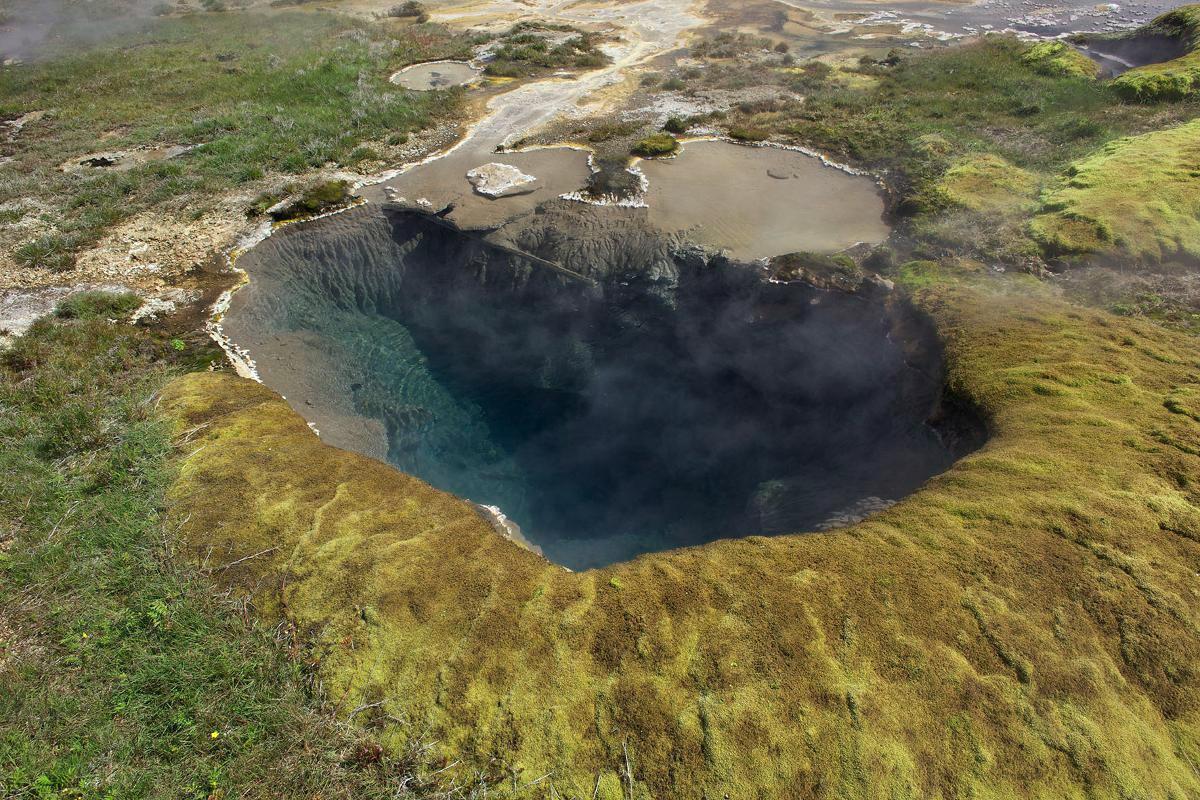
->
xmin=54 ymin=290 xmax=142 ymax=320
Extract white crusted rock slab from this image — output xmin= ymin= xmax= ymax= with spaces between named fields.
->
xmin=466 ymin=163 xmax=539 ymax=198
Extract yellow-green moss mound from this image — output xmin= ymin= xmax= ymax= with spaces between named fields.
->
xmin=1030 ymin=118 xmax=1200 ymax=263
xmin=1110 ymin=5 xmax=1200 ymax=100
xmin=1021 ymin=41 xmax=1101 ymax=78
xmin=162 ymin=280 xmax=1200 ymax=798
xmin=938 ymin=153 xmax=1040 ymax=214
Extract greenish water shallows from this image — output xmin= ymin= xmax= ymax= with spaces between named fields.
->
xmin=227 ymin=212 xmax=962 ymax=570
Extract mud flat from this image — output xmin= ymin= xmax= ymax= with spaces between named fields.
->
xmin=641 ymin=140 xmax=889 ymax=260
xmin=375 ymin=146 xmax=591 ymax=230
xmin=389 ymin=60 xmax=482 ymax=89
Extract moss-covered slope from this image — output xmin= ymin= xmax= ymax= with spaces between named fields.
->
xmin=937 ymin=153 xmax=1040 ymax=214
xmin=1109 ymin=5 xmax=1200 ymax=101
xmin=1021 ymin=41 xmax=1101 ymax=79
xmin=1031 ymin=118 xmax=1200 ymax=264
xmin=161 ymin=275 xmax=1200 ymax=798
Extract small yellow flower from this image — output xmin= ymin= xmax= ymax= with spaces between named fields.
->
xmin=210 ymin=731 xmax=220 ymax=740
xmin=81 ymin=633 xmax=88 ymax=640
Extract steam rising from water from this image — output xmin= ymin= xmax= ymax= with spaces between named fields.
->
xmin=225 ymin=210 xmax=971 ymax=569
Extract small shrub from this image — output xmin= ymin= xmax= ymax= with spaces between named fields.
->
xmin=662 ymin=116 xmax=688 ymax=134
xmin=348 ymin=145 xmax=382 ymax=165
xmin=386 ymin=1 xmax=427 ymax=17
xmin=631 ymin=133 xmax=679 ymax=158
xmin=662 ymin=76 xmax=687 ymax=91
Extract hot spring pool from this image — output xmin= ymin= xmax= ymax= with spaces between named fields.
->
xmin=223 ymin=208 xmax=976 ymax=569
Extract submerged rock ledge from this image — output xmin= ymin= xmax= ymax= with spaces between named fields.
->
xmin=164 ymin=271 xmax=1200 ymax=797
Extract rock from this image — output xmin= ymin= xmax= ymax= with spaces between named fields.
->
xmin=466 ymin=163 xmax=539 ymax=198
xmin=863 ymin=274 xmax=895 ymax=294
xmin=383 ymin=188 xmax=439 ymax=215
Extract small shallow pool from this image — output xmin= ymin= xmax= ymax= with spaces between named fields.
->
xmin=389 ymin=60 xmax=482 ymax=90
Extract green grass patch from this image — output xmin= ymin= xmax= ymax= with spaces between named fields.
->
xmin=631 ymin=133 xmax=679 ymax=158
xmin=53 ymin=290 xmax=143 ymax=320
xmin=0 ymin=10 xmax=469 ymax=268
xmin=728 ymin=126 xmax=769 ymax=143
xmin=714 ymin=37 xmax=1196 ymax=210
xmin=482 ymin=22 xmax=610 ymax=78
xmin=0 ymin=299 xmax=470 ymax=798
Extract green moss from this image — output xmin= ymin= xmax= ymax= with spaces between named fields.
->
xmin=1109 ymin=5 xmax=1200 ymax=101
xmin=631 ymin=133 xmax=679 ymax=158
xmin=1031 ymin=118 xmax=1200 ymax=262
xmin=938 ymin=153 xmax=1040 ymax=214
xmin=162 ymin=274 xmax=1200 ymax=798
xmin=1021 ymin=41 xmax=1100 ymax=78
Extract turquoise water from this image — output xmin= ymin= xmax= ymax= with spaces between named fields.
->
xmin=228 ymin=214 xmax=963 ymax=570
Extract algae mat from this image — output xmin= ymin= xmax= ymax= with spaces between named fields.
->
xmin=163 ymin=281 xmax=1200 ymax=798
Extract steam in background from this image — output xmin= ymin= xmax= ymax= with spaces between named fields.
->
xmin=0 ymin=0 xmax=184 ymax=62
xmin=224 ymin=213 xmax=971 ymax=570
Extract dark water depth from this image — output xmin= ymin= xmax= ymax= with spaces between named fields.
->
xmin=226 ymin=210 xmax=970 ymax=569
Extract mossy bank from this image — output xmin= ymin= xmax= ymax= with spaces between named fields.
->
xmin=162 ymin=267 xmax=1200 ymax=798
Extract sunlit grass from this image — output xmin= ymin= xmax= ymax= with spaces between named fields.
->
xmin=0 ymin=10 xmax=470 ymax=268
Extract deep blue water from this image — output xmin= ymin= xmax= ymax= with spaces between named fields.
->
xmin=229 ymin=214 xmax=964 ymax=570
